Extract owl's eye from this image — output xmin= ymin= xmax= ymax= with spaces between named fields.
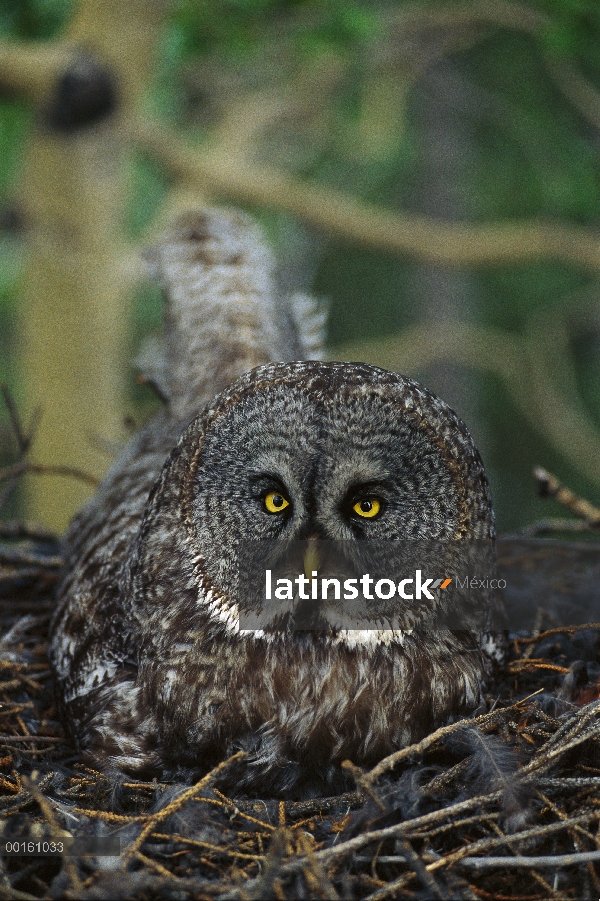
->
xmin=353 ymin=498 xmax=381 ymax=519
xmin=264 ymin=491 xmax=290 ymax=514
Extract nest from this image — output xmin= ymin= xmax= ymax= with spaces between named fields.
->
xmin=1 ymin=526 xmax=600 ymax=900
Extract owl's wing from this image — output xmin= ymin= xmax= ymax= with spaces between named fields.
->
xmin=143 ymin=207 xmax=326 ymax=420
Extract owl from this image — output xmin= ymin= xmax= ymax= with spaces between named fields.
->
xmin=49 ymin=207 xmax=495 ymax=796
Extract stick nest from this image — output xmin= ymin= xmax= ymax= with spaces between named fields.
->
xmin=1 ymin=528 xmax=600 ymax=901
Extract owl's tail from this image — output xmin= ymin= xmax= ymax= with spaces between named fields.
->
xmin=141 ymin=207 xmax=327 ymax=420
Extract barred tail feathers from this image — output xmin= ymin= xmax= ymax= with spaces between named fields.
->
xmin=288 ymin=292 xmax=328 ymax=361
xmin=144 ymin=207 xmax=313 ymax=420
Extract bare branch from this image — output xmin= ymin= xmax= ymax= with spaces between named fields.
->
xmin=363 ymin=706 xmax=519 ymax=785
xmin=458 ymin=850 xmax=600 ymax=869
xmin=122 ymin=751 xmax=246 ymax=863
xmin=0 ymin=461 xmax=100 ymax=488
xmin=519 ymin=517 xmax=599 ymax=537
xmin=0 ymin=41 xmax=72 ymax=101
xmin=1 ymin=386 xmax=30 ymax=455
xmin=533 ymin=467 xmax=600 ymax=525
xmin=385 ymin=0 xmax=548 ymax=36
xmin=132 ymin=120 xmax=600 ymax=269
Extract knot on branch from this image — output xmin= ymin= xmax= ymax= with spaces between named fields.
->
xmin=46 ymin=54 xmax=117 ymax=132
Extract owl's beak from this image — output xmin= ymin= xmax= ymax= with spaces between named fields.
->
xmin=303 ymin=538 xmax=320 ymax=580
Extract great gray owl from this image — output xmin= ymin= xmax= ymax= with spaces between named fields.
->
xmin=49 ymin=207 xmax=495 ymax=795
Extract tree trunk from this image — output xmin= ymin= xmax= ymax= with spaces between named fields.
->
xmin=18 ymin=0 xmax=165 ymax=532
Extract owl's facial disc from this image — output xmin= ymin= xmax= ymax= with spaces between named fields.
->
xmin=186 ymin=365 xmax=492 ymax=633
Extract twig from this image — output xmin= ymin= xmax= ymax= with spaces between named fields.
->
xmin=458 ymin=850 xmax=600 ymax=869
xmin=210 ymin=789 xmax=276 ymax=831
xmin=341 ymin=761 xmax=385 ymax=811
xmin=0 ymin=876 xmax=39 ymax=901
xmin=150 ymin=832 xmax=264 ymax=862
xmin=134 ymin=851 xmax=181 ymax=881
xmin=415 ymin=812 xmax=500 ymax=841
xmin=518 ymin=518 xmax=598 ymax=537
xmin=239 ymin=828 xmax=289 ymax=901
xmin=522 ymin=700 xmax=600 ymax=776
xmin=507 ymin=661 xmax=570 ymax=675
xmin=364 ymin=704 xmax=518 ymax=784
xmin=0 ymin=388 xmax=42 ymax=512
xmin=294 ymin=829 xmax=339 ymax=901
xmin=395 ymin=837 xmax=447 ymax=900
xmin=0 ymin=461 xmax=99 ymax=487
xmin=386 ymin=2 xmax=600 ymax=138
xmin=1 ymin=387 xmax=34 ymax=456
xmin=362 ymin=874 xmax=414 ymax=901
xmin=69 ymin=808 xmax=146 ymax=823
xmin=533 ymin=467 xmax=600 ymax=525
xmin=486 ymin=819 xmax=560 ymax=899
xmin=122 ymin=751 xmax=246 ymax=863
xmin=516 ymin=624 xmax=600 ymax=644
xmin=426 ymin=810 xmax=600 ymax=871
xmin=279 ymin=793 xmax=504 ymax=877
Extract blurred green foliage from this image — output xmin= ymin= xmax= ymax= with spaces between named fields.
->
xmin=2 ymin=0 xmax=600 ymax=532
xmin=0 ymin=0 xmax=74 ymax=39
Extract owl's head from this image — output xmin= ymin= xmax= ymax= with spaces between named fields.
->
xmin=136 ymin=361 xmax=494 ymax=635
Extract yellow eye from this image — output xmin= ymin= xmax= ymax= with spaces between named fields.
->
xmin=353 ymin=498 xmax=381 ymax=519
xmin=264 ymin=491 xmax=290 ymax=514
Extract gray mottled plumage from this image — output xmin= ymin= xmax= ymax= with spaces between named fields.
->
xmin=50 ymin=207 xmax=495 ymax=796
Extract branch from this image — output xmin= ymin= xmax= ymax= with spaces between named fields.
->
xmin=132 ymin=120 xmax=600 ymax=269
xmin=1 ymin=386 xmax=32 ymax=455
xmin=385 ymin=0 xmax=548 ymax=36
xmin=0 ymin=41 xmax=71 ymax=101
xmin=0 ymin=461 xmax=99 ymax=487
xmin=364 ymin=706 xmax=517 ymax=784
xmin=533 ymin=467 xmax=600 ymax=525
xmin=122 ymin=752 xmax=246 ymax=863
xmin=519 ymin=517 xmax=599 ymax=537
xmin=458 ymin=850 xmax=600 ymax=869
